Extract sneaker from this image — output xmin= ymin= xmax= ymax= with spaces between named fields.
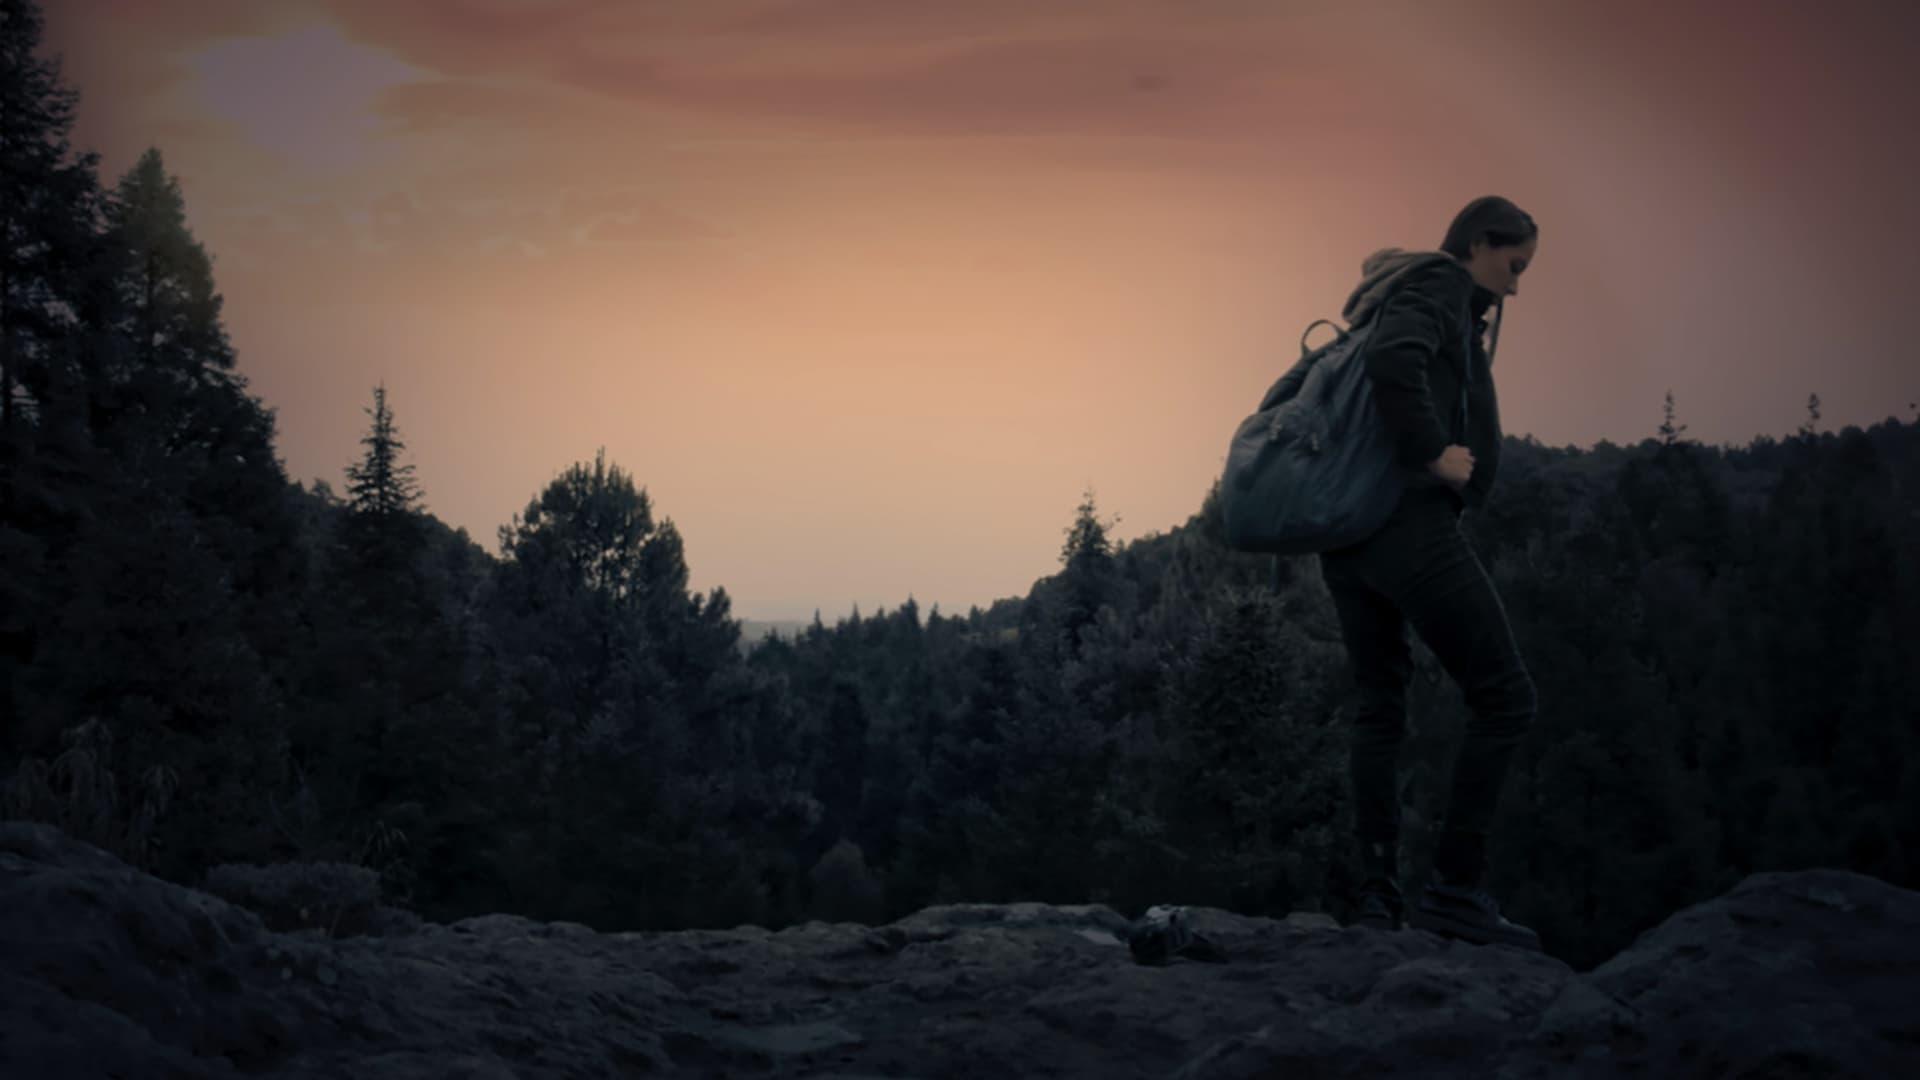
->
xmin=1350 ymin=838 xmax=1403 ymax=931
xmin=1407 ymin=878 xmax=1542 ymax=951
xmin=1351 ymin=879 xmax=1403 ymax=931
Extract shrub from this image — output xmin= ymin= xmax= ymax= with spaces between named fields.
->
xmin=807 ymin=837 xmax=886 ymax=924
xmin=204 ymin=859 xmax=380 ymax=937
xmin=2 ymin=717 xmax=176 ymax=872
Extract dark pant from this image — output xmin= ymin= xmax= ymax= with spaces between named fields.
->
xmin=1318 ymin=485 xmax=1536 ymax=884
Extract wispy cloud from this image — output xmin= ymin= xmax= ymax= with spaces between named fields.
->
xmin=316 ymin=0 xmax=1360 ymax=138
xmin=186 ymin=24 xmax=429 ymax=171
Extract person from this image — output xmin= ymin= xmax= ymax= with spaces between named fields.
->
xmin=1319 ymin=195 xmax=1542 ymax=950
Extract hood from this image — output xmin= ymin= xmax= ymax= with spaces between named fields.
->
xmin=1341 ymin=246 xmax=1505 ymax=365
xmin=1340 ymin=247 xmax=1467 ymax=327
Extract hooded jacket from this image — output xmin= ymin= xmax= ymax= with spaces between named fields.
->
xmin=1341 ymin=247 xmax=1504 ymax=513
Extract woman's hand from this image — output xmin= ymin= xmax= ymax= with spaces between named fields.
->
xmin=1427 ymin=444 xmax=1475 ymax=491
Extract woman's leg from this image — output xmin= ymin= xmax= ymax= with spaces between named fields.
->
xmin=1364 ymin=503 xmax=1538 ymax=883
xmin=1319 ymin=550 xmax=1414 ymax=850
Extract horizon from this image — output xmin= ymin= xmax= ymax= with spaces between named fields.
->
xmin=40 ymin=0 xmax=1920 ymax=622
xmin=363 ymin=417 xmax=1916 ymax=625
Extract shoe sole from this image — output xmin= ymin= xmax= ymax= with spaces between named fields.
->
xmin=1408 ymin=906 xmax=1541 ymax=951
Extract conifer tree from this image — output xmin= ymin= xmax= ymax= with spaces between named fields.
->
xmin=0 ymin=0 xmax=104 ymax=443
xmin=1797 ymin=392 xmax=1821 ymax=438
xmin=1163 ymin=591 xmax=1344 ymax=914
xmin=0 ymin=0 xmax=111 ymax=753
xmin=76 ymin=145 xmax=299 ymax=875
xmin=1051 ymin=485 xmax=1120 ymax=651
xmin=344 ymin=383 xmax=423 ymax=519
xmin=1658 ymin=389 xmax=1688 ymax=446
xmin=339 ymin=383 xmax=426 ymax=587
xmin=1059 ymin=484 xmax=1117 ymax=570
xmin=94 ymin=146 xmax=296 ymax=635
xmin=2 ymin=41 xmax=300 ymax=874
xmin=97 ymin=147 xmax=277 ymax=474
xmin=105 ymin=149 xmax=232 ymax=372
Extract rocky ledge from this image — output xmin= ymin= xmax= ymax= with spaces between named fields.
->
xmin=3 ymin=822 xmax=1916 ymax=1078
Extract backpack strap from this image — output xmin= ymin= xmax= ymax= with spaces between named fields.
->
xmin=1299 ymin=318 xmax=1347 ymax=357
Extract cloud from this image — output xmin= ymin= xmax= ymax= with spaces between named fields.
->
xmin=185 ymin=24 xmax=429 ymax=171
xmin=573 ymin=205 xmax=725 ymax=250
xmin=369 ymin=76 xmax=652 ymax=140
xmin=42 ymin=0 xmax=312 ymax=100
xmin=207 ymin=181 xmax=725 ymax=264
xmin=310 ymin=0 xmax=1358 ymax=139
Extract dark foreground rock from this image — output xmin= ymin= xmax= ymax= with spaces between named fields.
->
xmin=4 ymin=822 xmax=1917 ymax=1079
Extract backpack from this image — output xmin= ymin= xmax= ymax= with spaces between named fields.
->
xmin=1219 ymin=258 xmax=1473 ymax=556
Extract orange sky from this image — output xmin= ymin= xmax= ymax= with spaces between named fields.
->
xmin=39 ymin=0 xmax=1920 ymax=621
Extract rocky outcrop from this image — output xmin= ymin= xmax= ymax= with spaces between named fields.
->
xmin=4 ymin=821 xmax=1916 ymax=1078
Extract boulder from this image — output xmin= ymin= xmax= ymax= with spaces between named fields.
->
xmin=3 ymin=822 xmax=1915 ymax=1078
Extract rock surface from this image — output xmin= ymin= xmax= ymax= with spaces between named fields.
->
xmin=4 ymin=822 xmax=1917 ymax=1078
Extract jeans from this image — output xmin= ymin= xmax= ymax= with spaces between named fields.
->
xmin=1317 ymin=484 xmax=1536 ymax=884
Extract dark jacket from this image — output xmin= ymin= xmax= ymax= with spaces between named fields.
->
xmin=1339 ymin=248 xmax=1504 ymax=513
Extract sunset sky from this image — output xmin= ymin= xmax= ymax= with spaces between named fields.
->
xmin=38 ymin=0 xmax=1920 ymax=622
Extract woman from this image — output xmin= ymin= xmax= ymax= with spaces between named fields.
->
xmin=1320 ymin=195 xmax=1541 ymax=950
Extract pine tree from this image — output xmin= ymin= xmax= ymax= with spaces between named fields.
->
xmin=72 ymin=145 xmax=301 ymax=876
xmin=2 ymin=42 xmax=303 ymax=875
xmin=0 ymin=0 xmax=105 ymax=442
xmin=94 ymin=147 xmax=275 ymax=474
xmin=1052 ymin=485 xmax=1120 ymax=651
xmin=106 ymin=149 xmax=232 ymax=372
xmin=0 ymin=0 xmax=112 ymax=754
xmin=1658 ymin=389 xmax=1688 ymax=446
xmin=499 ymin=447 xmax=651 ymax=602
xmin=325 ymin=382 xmax=434 ymax=655
xmin=1796 ymin=392 xmax=1821 ymax=438
xmin=1163 ymin=590 xmax=1345 ymax=915
xmin=1059 ymin=484 xmax=1117 ymax=569
xmin=344 ymin=383 xmax=423 ymax=519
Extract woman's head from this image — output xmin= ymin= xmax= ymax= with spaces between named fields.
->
xmin=1442 ymin=195 xmax=1538 ymax=299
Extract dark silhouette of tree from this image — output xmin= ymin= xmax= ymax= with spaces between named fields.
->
xmin=1658 ymin=389 xmax=1688 ymax=446
xmin=1797 ymin=392 xmax=1821 ymax=438
xmin=1162 ymin=589 xmax=1345 ymax=915
xmin=482 ymin=448 xmax=753 ymax=928
xmin=0 ymin=0 xmax=111 ymax=753
xmin=1 ymin=90 xmax=303 ymax=879
xmin=813 ymin=675 xmax=868 ymax=845
xmin=345 ymin=384 xmax=422 ymax=515
xmin=1032 ymin=485 xmax=1121 ymax=664
xmin=334 ymin=383 xmax=429 ymax=619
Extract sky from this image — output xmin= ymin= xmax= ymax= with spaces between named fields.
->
xmin=37 ymin=0 xmax=1920 ymax=622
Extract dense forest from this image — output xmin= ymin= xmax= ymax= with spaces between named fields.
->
xmin=3 ymin=0 xmax=1915 ymax=971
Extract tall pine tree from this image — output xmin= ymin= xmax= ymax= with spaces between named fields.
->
xmin=3 ymin=9 xmax=303 ymax=876
xmin=0 ymin=0 xmax=111 ymax=755
xmin=340 ymin=383 xmax=426 ymax=582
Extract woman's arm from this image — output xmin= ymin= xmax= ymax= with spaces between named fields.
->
xmin=1362 ymin=263 xmax=1471 ymax=469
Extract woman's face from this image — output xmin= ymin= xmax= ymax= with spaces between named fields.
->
xmin=1466 ymin=234 xmax=1537 ymax=299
